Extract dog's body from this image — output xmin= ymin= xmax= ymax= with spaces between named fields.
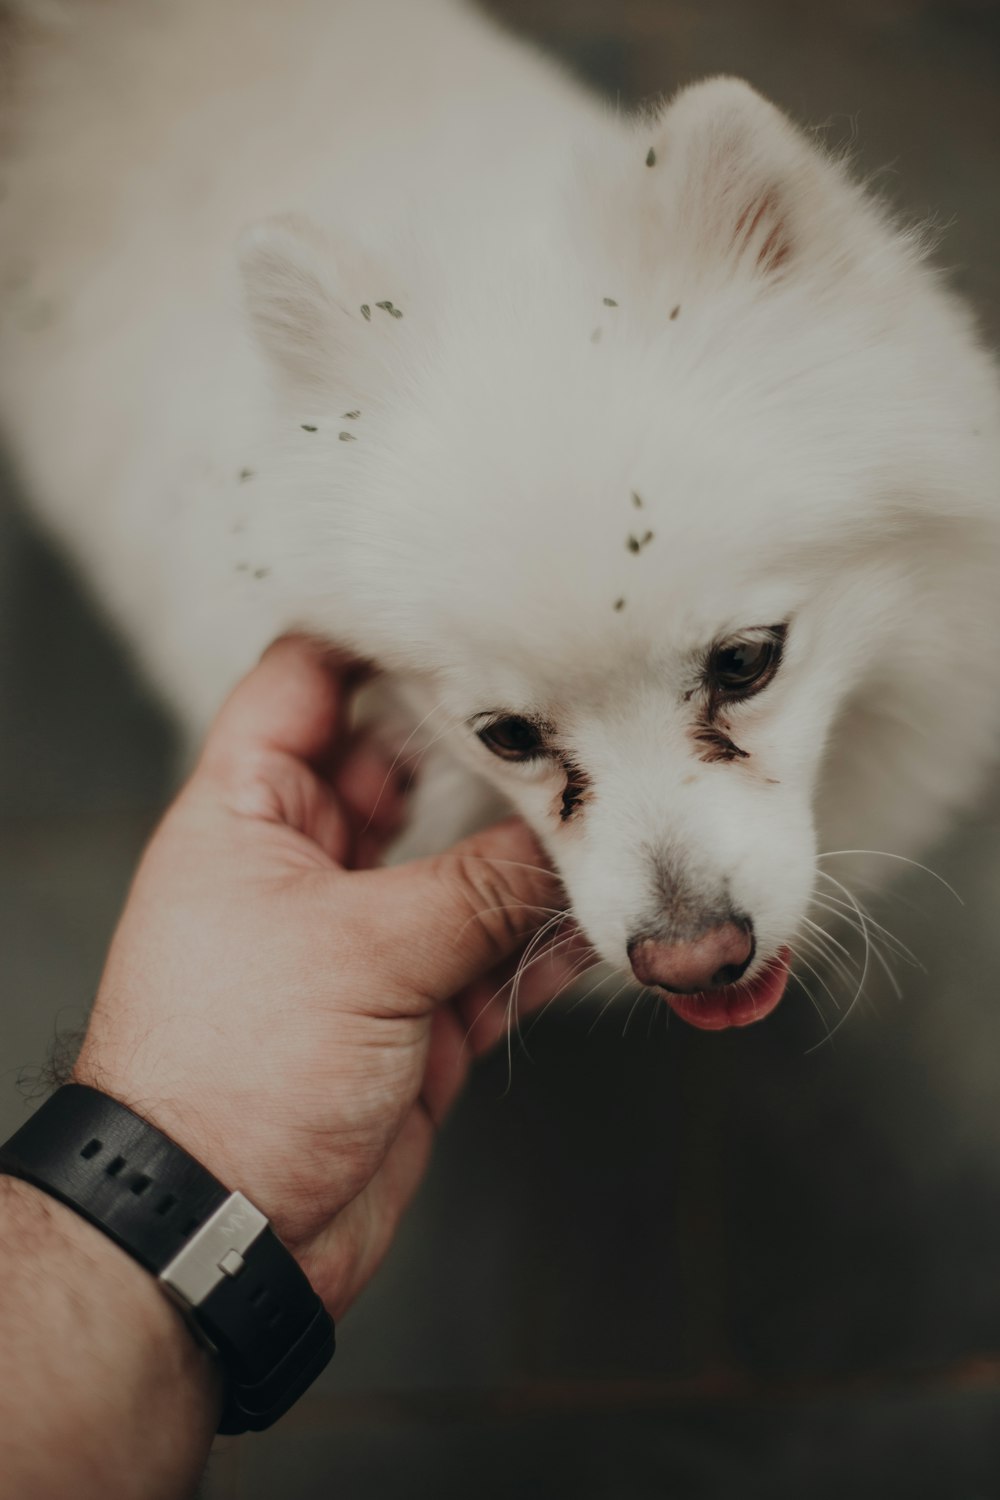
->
xmin=3 ymin=0 xmax=1000 ymax=1025
xmin=1 ymin=0 xmax=599 ymax=731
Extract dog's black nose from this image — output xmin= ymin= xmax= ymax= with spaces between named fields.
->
xmin=627 ymin=920 xmax=755 ymax=993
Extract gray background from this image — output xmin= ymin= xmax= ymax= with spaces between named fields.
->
xmin=2 ymin=1 xmax=1000 ymax=1495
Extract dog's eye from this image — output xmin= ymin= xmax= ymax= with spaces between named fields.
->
xmin=707 ymin=625 xmax=786 ymax=701
xmin=477 ymin=715 xmax=545 ymax=762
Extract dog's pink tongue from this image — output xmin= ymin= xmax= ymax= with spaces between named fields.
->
xmin=665 ymin=950 xmax=791 ymax=1032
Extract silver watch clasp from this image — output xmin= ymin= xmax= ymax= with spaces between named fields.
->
xmin=159 ymin=1191 xmax=267 ymax=1309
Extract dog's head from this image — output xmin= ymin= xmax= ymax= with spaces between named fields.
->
xmin=241 ymin=79 xmax=1000 ymax=1027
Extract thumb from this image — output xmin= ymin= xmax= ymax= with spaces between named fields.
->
xmin=379 ymin=818 xmax=569 ymax=1001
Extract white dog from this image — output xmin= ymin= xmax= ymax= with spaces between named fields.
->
xmin=3 ymin=0 xmax=999 ymax=1031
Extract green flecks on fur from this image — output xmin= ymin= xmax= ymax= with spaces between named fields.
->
xmin=670 ymin=304 xmax=681 ymax=320
xmin=613 ymin=597 xmax=626 ymax=611
xmin=646 ymin=147 xmax=656 ymax=167
xmin=626 ymin=530 xmax=654 ymax=554
xmin=301 ymin=424 xmax=317 ymax=432
xmin=253 ymin=567 xmax=271 ymax=580
xmin=361 ymin=304 xmax=371 ymax=321
xmin=339 ymin=431 xmax=356 ymax=442
xmin=238 ymin=467 xmax=254 ymax=482
xmin=631 ymin=491 xmax=643 ymax=508
xmin=603 ymin=297 xmax=618 ymax=307
xmin=376 ymin=300 xmax=403 ymax=318
xmin=343 ymin=410 xmax=361 ymax=420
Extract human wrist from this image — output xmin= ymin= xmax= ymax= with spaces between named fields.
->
xmin=69 ymin=1053 xmax=303 ymax=1258
xmin=0 ymin=1173 xmax=220 ymax=1499
xmin=2 ymin=1084 xmax=338 ymax=1433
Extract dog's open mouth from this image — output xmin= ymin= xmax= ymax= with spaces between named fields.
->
xmin=663 ymin=948 xmax=791 ymax=1031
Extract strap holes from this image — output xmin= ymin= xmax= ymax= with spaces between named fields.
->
xmin=80 ymin=1138 xmax=102 ymax=1160
xmin=250 ymin=1287 xmax=268 ymax=1308
xmin=106 ymin=1155 xmax=126 ymax=1177
xmin=130 ymin=1174 xmax=152 ymax=1196
xmin=155 ymin=1194 xmax=177 ymax=1217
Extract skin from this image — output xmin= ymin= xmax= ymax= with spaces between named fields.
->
xmin=0 ymin=636 xmax=584 ymax=1500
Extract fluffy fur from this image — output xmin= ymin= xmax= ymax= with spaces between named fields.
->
xmin=3 ymin=0 xmax=1000 ymax=1001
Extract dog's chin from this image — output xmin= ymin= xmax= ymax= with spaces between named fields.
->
xmin=660 ymin=948 xmax=791 ymax=1032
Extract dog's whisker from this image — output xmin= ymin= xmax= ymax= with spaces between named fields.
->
xmin=512 ymin=910 xmax=571 ymax=975
xmin=381 ymin=716 xmax=467 ymax=801
xmin=586 ymin=976 xmax=635 ymax=1038
xmin=783 ymin=948 xmax=835 ymax=1042
xmin=501 ymin=911 xmax=576 ymax=1080
xmin=632 ymin=985 xmax=667 ymax=1040
xmin=813 ymin=876 xmax=916 ymax=955
xmin=808 ymin=898 xmax=869 ymax=953
xmin=455 ymin=854 xmax=562 ymax=882
xmin=522 ymin=955 xmax=603 ymax=1044
xmin=621 ymin=984 xmax=650 ymax=1038
xmin=806 ymin=903 xmax=905 ymax=1000
xmin=863 ymin=939 xmax=904 ymax=1000
xmin=786 ymin=940 xmax=844 ymax=1013
xmin=816 ymin=848 xmax=964 ymax=907
xmin=799 ymin=936 xmax=863 ymax=1000
xmin=800 ymin=913 xmax=859 ymax=970
xmin=454 ymin=902 xmax=568 ymax=946
xmin=812 ymin=884 xmax=921 ymax=969
xmin=645 ymin=986 xmax=667 ymax=1040
xmin=857 ymin=880 xmax=929 ymax=921
xmin=795 ymin=927 xmax=859 ymax=991
xmin=567 ymin=962 xmax=622 ymax=1018
xmin=805 ymin=875 xmax=873 ymax=1053
xmin=360 ymin=699 xmax=454 ymax=836
xmin=505 ymin=923 xmax=567 ymax=1029
xmin=462 ymin=912 xmax=569 ymax=1053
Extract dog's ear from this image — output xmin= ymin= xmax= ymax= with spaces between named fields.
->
xmin=240 ymin=216 xmax=357 ymax=399
xmin=646 ymin=77 xmax=866 ymax=286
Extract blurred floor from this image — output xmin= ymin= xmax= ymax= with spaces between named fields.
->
xmin=2 ymin=1 xmax=1000 ymax=1496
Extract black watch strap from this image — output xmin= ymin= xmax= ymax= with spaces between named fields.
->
xmin=0 ymin=1084 xmax=335 ymax=1433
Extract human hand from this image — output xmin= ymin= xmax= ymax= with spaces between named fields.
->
xmin=74 ymin=637 xmax=585 ymax=1317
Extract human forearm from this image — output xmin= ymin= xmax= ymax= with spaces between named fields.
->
xmin=0 ymin=637 xmax=576 ymax=1492
xmin=0 ymin=1174 xmax=220 ymax=1500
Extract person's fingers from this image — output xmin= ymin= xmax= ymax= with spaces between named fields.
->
xmin=417 ymin=1006 xmax=476 ymax=1129
xmin=452 ymin=931 xmax=595 ymax=1057
xmin=332 ymin=736 xmax=409 ymax=852
xmin=375 ymin=818 xmax=568 ymax=1002
xmin=297 ymin=1107 xmax=436 ymax=1318
xmin=416 ymin=937 xmax=592 ymax=1126
xmin=200 ymin=635 xmax=368 ymax=775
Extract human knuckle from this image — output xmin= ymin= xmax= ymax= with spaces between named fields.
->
xmin=449 ymin=853 xmax=530 ymax=957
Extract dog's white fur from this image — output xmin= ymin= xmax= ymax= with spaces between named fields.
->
xmin=3 ymin=0 xmax=1000 ymax=990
